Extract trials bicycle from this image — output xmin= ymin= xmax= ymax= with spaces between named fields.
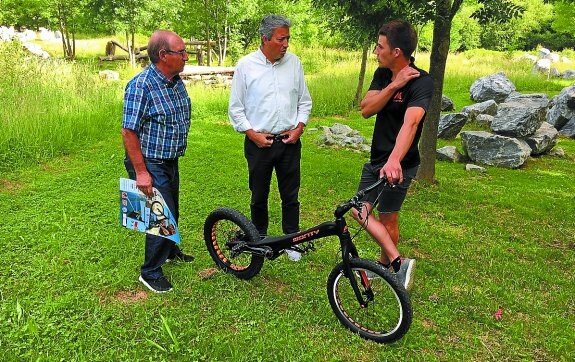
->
xmin=203 ymin=178 xmax=412 ymax=343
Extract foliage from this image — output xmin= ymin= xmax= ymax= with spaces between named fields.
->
xmin=518 ymin=21 xmax=575 ymax=51
xmin=471 ymin=0 xmax=525 ymax=24
xmin=419 ymin=5 xmax=483 ymax=52
xmin=0 ymin=41 xmax=122 ymax=171
xmin=552 ymin=0 xmax=575 ymax=33
xmin=478 ymin=0 xmax=554 ymax=51
xmin=311 ymin=0 xmax=434 ymax=48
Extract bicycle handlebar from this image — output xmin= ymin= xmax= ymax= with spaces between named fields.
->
xmin=334 ymin=178 xmax=390 ymax=218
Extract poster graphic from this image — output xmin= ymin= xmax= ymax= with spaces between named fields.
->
xmin=119 ymin=178 xmax=180 ymax=244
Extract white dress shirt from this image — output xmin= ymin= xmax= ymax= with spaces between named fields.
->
xmin=228 ymin=48 xmax=312 ymax=134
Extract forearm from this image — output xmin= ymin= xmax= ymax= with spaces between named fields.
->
xmin=360 ymin=85 xmax=399 ymax=118
xmin=388 ymin=107 xmax=426 ymax=164
xmin=122 ymin=128 xmax=147 ymax=173
xmin=387 ymin=121 xmax=418 ymax=164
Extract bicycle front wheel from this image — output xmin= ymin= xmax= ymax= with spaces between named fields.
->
xmin=327 ymin=258 xmax=412 ymax=343
xmin=204 ymin=207 xmax=264 ymax=280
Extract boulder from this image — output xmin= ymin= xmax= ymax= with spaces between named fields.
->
xmin=505 ymin=92 xmax=550 ymax=105
xmin=465 ymin=164 xmax=487 ymax=173
xmin=461 ymin=131 xmax=531 ymax=168
xmin=547 ymin=53 xmax=561 ymax=63
xmin=470 ymin=72 xmax=516 ymax=103
xmin=438 ymin=113 xmax=467 ymax=139
xmin=475 ymin=114 xmax=494 ymax=126
xmin=533 ymin=59 xmax=551 ymax=74
xmin=22 ymin=42 xmax=49 ymax=58
xmin=461 ymin=100 xmax=498 ymax=121
xmin=98 ymin=70 xmax=120 ymax=80
xmin=538 ymin=48 xmax=551 ymax=59
xmin=549 ymin=147 xmax=565 ymax=158
xmin=559 ymin=119 xmax=575 ymax=138
xmin=524 ymin=122 xmax=558 ymax=155
xmin=546 ymin=85 xmax=575 ymax=131
xmin=436 ymin=146 xmax=465 ymax=163
xmin=330 ymin=123 xmax=355 ymax=137
xmin=563 ymin=70 xmax=575 ymax=80
xmin=491 ymin=97 xmax=548 ymax=138
xmin=441 ymin=95 xmax=455 ymax=111
xmin=518 ymin=54 xmax=537 ymax=63
xmin=316 ymin=124 xmax=370 ymax=152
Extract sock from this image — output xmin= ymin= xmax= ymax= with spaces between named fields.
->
xmin=378 ymin=261 xmax=391 ymax=269
xmin=391 ymin=256 xmax=401 ymax=273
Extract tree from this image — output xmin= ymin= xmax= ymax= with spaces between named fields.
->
xmin=49 ymin=0 xmax=85 ymax=60
xmin=417 ymin=0 xmax=525 ymax=183
xmin=552 ymin=0 xmax=575 ymax=36
xmin=0 ymin=0 xmax=51 ymax=29
xmin=85 ymin=0 xmax=181 ymax=67
xmin=311 ymin=0 xmax=434 ymax=107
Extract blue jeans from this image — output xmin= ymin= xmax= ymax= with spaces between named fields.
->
xmin=124 ymin=157 xmax=181 ymax=279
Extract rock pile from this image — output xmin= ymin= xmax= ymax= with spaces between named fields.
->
xmin=519 ymin=47 xmax=575 ymax=79
xmin=438 ymin=72 xmax=572 ymax=169
xmin=314 ymin=123 xmax=370 ymax=153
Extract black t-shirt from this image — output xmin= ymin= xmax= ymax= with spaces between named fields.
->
xmin=368 ymin=63 xmax=433 ymax=168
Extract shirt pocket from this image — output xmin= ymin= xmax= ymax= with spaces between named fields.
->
xmin=148 ymin=91 xmax=178 ymax=125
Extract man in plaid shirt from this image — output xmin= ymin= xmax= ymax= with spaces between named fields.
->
xmin=122 ymin=30 xmax=193 ymax=293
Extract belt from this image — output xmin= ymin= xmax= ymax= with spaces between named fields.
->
xmin=266 ymin=134 xmax=288 ymax=142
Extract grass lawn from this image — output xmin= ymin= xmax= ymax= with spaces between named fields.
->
xmin=0 ymin=39 xmax=574 ymax=360
xmin=1 ymin=110 xmax=574 ymax=360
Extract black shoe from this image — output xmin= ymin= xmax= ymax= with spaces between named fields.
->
xmin=166 ymin=251 xmax=194 ymax=263
xmin=139 ymin=275 xmax=173 ymax=293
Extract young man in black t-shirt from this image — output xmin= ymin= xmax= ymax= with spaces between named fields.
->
xmin=353 ymin=20 xmax=433 ymax=291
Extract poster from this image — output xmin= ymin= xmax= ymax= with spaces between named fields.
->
xmin=119 ymin=178 xmax=180 ymax=244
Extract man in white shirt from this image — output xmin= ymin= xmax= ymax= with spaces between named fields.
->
xmin=229 ymin=15 xmax=312 ymax=249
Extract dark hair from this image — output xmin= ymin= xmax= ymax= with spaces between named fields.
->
xmin=378 ymin=20 xmax=417 ymax=59
xmin=259 ymin=15 xmax=291 ymax=41
xmin=148 ymin=30 xmax=172 ymax=64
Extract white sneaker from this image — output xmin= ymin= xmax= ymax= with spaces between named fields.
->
xmin=396 ymin=258 xmax=416 ymax=291
xmin=285 ymin=249 xmax=302 ymax=262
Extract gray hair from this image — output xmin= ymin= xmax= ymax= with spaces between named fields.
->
xmin=148 ymin=30 xmax=173 ymax=64
xmin=259 ymin=15 xmax=291 ymax=41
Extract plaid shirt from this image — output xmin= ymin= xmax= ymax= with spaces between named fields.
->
xmin=122 ymin=64 xmax=191 ymax=159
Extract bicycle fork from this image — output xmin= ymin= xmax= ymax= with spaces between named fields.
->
xmin=339 ymin=222 xmax=373 ymax=308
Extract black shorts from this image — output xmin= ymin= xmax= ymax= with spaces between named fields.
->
xmin=357 ymin=163 xmax=418 ymax=213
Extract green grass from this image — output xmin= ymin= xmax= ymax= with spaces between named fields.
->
xmin=0 ymin=40 xmax=574 ymax=360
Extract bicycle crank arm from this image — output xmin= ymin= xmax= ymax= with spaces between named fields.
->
xmin=231 ymin=244 xmax=274 ymax=258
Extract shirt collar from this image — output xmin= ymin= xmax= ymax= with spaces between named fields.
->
xmin=256 ymin=48 xmax=284 ymax=65
xmin=149 ymin=63 xmax=180 ymax=86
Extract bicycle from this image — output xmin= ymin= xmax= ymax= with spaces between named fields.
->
xmin=203 ymin=178 xmax=412 ymax=343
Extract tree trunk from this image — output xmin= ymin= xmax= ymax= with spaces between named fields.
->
xmin=71 ymin=31 xmax=75 ymax=60
xmin=353 ymin=44 xmax=370 ymax=107
xmin=131 ymin=31 xmax=136 ymax=67
xmin=417 ymin=0 xmax=455 ymax=184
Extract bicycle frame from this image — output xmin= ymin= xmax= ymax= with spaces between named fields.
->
xmin=239 ymin=178 xmax=388 ymax=307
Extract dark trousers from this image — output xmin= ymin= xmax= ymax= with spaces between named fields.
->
xmin=124 ymin=157 xmax=182 ymax=280
xmin=244 ymin=136 xmax=301 ymax=236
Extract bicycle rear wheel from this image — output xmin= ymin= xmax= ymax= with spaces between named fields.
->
xmin=204 ymin=207 xmax=264 ymax=280
xmin=326 ymin=258 xmax=412 ymax=343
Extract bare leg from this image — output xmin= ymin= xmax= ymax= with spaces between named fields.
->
xmin=378 ymin=212 xmax=399 ymax=265
xmin=352 ymin=204 xmax=400 ymax=263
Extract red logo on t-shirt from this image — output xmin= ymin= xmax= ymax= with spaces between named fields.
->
xmin=393 ymin=92 xmax=404 ymax=102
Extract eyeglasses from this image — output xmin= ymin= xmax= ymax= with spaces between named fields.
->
xmin=163 ymin=49 xmax=187 ymax=57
